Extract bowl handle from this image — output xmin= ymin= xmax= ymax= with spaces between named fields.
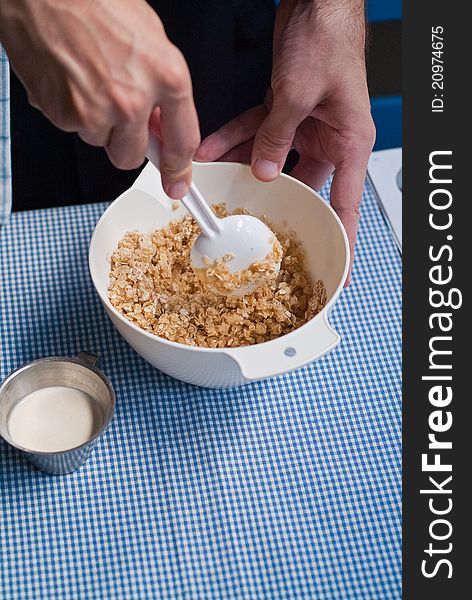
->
xmin=228 ymin=313 xmax=340 ymax=382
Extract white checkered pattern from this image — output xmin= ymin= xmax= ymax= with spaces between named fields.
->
xmin=0 ymin=182 xmax=402 ymax=599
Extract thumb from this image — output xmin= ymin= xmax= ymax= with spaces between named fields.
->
xmin=251 ymin=108 xmax=298 ymax=182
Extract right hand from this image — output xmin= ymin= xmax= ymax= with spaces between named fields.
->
xmin=0 ymin=0 xmax=200 ymax=199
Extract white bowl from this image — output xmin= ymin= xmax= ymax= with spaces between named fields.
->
xmin=89 ymin=162 xmax=349 ymax=388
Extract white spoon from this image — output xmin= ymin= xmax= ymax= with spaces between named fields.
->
xmin=147 ymin=137 xmax=281 ymax=293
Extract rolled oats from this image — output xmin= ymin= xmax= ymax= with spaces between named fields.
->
xmin=108 ymin=204 xmax=327 ymax=348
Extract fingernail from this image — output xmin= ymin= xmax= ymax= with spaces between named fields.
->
xmin=193 ymin=147 xmax=206 ymax=162
xmin=253 ymin=159 xmax=279 ymax=181
xmin=167 ymin=181 xmax=188 ymax=199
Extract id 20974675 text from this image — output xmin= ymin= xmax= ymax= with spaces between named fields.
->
xmin=431 ymin=26 xmax=445 ymax=113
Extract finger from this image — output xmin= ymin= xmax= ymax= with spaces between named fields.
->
xmin=251 ymin=103 xmax=301 ymax=182
xmin=218 ymin=139 xmax=254 ymax=164
xmin=78 ymin=124 xmax=112 ymax=148
xmin=290 ymin=156 xmax=334 ymax=191
xmin=148 ymin=105 xmax=162 ymax=139
xmin=105 ymin=119 xmax=149 ymax=170
xmin=194 ymin=105 xmax=266 ymax=162
xmin=159 ymin=92 xmax=200 ymax=199
xmin=330 ymin=157 xmax=369 ymax=286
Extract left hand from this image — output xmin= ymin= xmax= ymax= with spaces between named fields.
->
xmin=195 ymin=0 xmax=375 ymax=285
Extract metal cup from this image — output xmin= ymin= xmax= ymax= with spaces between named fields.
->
xmin=0 ymin=352 xmax=115 ymax=475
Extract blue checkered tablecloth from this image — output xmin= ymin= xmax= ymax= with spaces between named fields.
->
xmin=0 ymin=182 xmax=402 ymax=600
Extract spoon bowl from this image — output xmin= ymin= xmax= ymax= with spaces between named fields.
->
xmin=190 ymin=214 xmax=277 ymax=272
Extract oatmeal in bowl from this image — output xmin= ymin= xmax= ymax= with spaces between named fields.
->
xmin=108 ymin=204 xmax=327 ymax=349
xmin=89 ymin=161 xmax=349 ymax=387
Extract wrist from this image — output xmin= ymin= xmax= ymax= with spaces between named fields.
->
xmin=276 ymin=0 xmax=366 ymax=64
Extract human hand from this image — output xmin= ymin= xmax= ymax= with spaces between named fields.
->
xmin=0 ymin=0 xmax=200 ymax=199
xmin=195 ymin=0 xmax=375 ymax=283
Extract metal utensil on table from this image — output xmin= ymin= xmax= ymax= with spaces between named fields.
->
xmin=0 ymin=352 xmax=115 ymax=475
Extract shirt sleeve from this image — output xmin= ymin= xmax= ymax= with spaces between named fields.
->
xmin=0 ymin=44 xmax=12 ymax=226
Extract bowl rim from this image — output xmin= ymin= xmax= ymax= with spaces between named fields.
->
xmin=88 ymin=161 xmax=350 ymax=355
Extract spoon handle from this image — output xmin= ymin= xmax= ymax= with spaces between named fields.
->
xmin=182 ymin=184 xmax=221 ymax=238
xmin=147 ymin=136 xmax=221 ymax=238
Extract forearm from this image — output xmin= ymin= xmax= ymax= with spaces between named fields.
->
xmin=277 ymin=0 xmax=365 ymax=25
